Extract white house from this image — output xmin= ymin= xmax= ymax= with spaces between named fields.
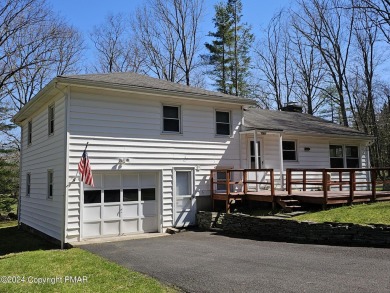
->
xmin=13 ymin=72 xmax=372 ymax=246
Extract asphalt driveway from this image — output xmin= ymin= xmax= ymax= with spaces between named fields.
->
xmin=82 ymin=231 xmax=390 ymax=293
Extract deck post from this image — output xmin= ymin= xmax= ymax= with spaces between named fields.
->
xmin=349 ymin=170 xmax=355 ymax=205
xmin=322 ymin=170 xmax=328 ymax=208
xmin=270 ymin=169 xmax=275 ymax=210
xmin=371 ymin=169 xmax=377 ymax=202
xmin=303 ymin=170 xmax=307 ymax=191
xmin=286 ymin=169 xmax=291 ymax=195
xmin=226 ymin=170 xmax=230 ymax=213
xmin=339 ymin=171 xmax=343 ymax=191
xmin=210 ymin=170 xmax=214 ymax=211
xmin=243 ymin=169 xmax=248 ymax=194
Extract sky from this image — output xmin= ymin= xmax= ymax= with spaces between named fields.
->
xmin=48 ymin=0 xmax=292 ymax=65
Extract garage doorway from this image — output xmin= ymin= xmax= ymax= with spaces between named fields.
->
xmin=82 ymin=172 xmax=159 ymax=238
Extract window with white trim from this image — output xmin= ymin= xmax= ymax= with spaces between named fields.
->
xmin=283 ymin=141 xmax=297 ymax=161
xmin=48 ymin=105 xmax=55 ymax=135
xmin=329 ymin=145 xmax=359 ymax=168
xmin=47 ymin=170 xmax=53 ymax=199
xmin=26 ymin=173 xmax=31 ymax=197
xmin=162 ymin=105 xmax=180 ymax=133
xmin=216 ymin=111 xmax=231 ymax=135
xmin=28 ymin=121 xmax=32 ymax=145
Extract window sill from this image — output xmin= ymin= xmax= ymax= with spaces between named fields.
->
xmin=161 ymin=132 xmax=182 ymax=136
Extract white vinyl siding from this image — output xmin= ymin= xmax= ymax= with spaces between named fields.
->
xmin=65 ymin=88 xmax=242 ymax=241
xmin=20 ymin=94 xmax=66 ymax=241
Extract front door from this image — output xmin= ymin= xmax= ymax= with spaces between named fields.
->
xmin=174 ymin=170 xmax=196 ymax=227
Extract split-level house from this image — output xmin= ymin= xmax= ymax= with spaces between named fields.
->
xmin=13 ymin=72 xmax=372 ymax=245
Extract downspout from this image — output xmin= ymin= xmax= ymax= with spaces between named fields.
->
xmin=279 ymin=133 xmax=284 ymax=190
xmin=239 ymin=106 xmax=244 ymax=169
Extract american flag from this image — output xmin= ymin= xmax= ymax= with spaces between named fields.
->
xmin=78 ymin=149 xmax=94 ymax=187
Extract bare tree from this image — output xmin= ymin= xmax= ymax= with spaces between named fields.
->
xmin=290 ymin=13 xmax=326 ymax=115
xmin=355 ymin=0 xmax=390 ymax=43
xmin=254 ymin=11 xmax=295 ymax=110
xmin=132 ymin=0 xmax=204 ymax=85
xmin=293 ymin=0 xmax=355 ymax=126
xmin=90 ymin=13 xmax=145 ymax=73
xmin=0 ymin=0 xmax=84 ymax=110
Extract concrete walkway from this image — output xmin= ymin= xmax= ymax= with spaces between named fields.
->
xmin=82 ymin=231 xmax=390 ymax=293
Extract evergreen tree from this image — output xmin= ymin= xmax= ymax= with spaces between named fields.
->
xmin=204 ymin=0 xmax=254 ymax=96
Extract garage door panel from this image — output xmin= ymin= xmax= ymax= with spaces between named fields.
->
xmin=104 ymin=174 xmax=121 ymax=188
xmin=141 ymin=202 xmax=157 ymax=217
xmin=103 ymin=220 xmax=120 ymax=235
xmin=83 ymin=222 xmax=101 ymax=237
xmin=140 ymin=173 xmax=156 ymax=187
xmin=123 ymin=174 xmax=138 ymax=188
xmin=141 ymin=217 xmax=158 ymax=232
xmin=122 ymin=219 xmax=139 ymax=233
xmin=103 ymin=205 xmax=121 ymax=219
xmin=122 ymin=204 xmax=138 ymax=217
xmin=84 ymin=206 xmax=101 ymax=221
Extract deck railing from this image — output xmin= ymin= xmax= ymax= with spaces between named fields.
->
xmin=210 ymin=169 xmax=275 ymax=195
xmin=286 ymin=168 xmax=390 ymax=204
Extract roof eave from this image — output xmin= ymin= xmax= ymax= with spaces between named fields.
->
xmin=56 ymin=76 xmax=257 ymax=106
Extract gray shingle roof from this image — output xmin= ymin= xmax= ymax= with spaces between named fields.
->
xmin=60 ymin=72 xmax=256 ymax=105
xmin=243 ymin=107 xmax=372 ymax=139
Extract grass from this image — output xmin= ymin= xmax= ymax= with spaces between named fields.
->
xmin=0 ymin=224 xmax=177 ymax=293
xmin=294 ymin=202 xmax=390 ymax=225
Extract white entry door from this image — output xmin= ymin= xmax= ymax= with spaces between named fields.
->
xmin=82 ymin=172 xmax=158 ymax=238
xmin=174 ymin=170 xmax=196 ymax=227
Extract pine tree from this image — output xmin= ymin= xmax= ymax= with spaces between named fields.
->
xmin=204 ymin=0 xmax=254 ymax=97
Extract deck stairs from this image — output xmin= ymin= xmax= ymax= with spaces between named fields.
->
xmin=276 ymin=195 xmax=302 ymax=212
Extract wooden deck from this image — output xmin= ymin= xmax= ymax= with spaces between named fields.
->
xmin=210 ymin=168 xmax=390 ymax=212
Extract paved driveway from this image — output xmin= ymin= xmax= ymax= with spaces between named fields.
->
xmin=82 ymin=231 xmax=390 ymax=293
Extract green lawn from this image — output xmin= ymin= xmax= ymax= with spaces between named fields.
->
xmin=294 ymin=202 xmax=390 ymax=225
xmin=0 ymin=225 xmax=177 ymax=293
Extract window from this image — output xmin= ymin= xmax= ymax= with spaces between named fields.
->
xmin=48 ymin=105 xmax=55 ymax=135
xmin=104 ymin=189 xmax=120 ymax=202
xmin=141 ymin=188 xmax=155 ymax=201
xmin=163 ymin=105 xmax=180 ymax=133
xmin=26 ymin=173 xmax=31 ymax=197
xmin=176 ymin=171 xmax=191 ymax=195
xmin=329 ymin=145 xmax=359 ymax=168
xmin=346 ymin=146 xmax=359 ymax=168
xmin=250 ymin=141 xmax=261 ymax=168
xmin=123 ymin=189 xmax=138 ymax=201
xmin=216 ymin=111 xmax=231 ymax=135
xmin=28 ymin=121 xmax=32 ymax=145
xmin=283 ymin=141 xmax=297 ymax=161
xmin=47 ymin=170 xmax=53 ymax=199
xmin=216 ymin=171 xmax=227 ymax=191
xmin=84 ymin=190 xmax=101 ymax=204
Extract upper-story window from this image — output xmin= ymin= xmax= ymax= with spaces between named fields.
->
xmin=26 ymin=173 xmax=31 ymax=197
xmin=28 ymin=120 xmax=32 ymax=145
xmin=162 ymin=105 xmax=180 ymax=133
xmin=47 ymin=170 xmax=53 ymax=199
xmin=283 ymin=141 xmax=297 ymax=161
xmin=329 ymin=145 xmax=359 ymax=168
xmin=216 ymin=111 xmax=231 ymax=136
xmin=48 ymin=105 xmax=55 ymax=135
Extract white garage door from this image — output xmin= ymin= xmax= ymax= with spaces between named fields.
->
xmin=82 ymin=172 xmax=159 ymax=238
